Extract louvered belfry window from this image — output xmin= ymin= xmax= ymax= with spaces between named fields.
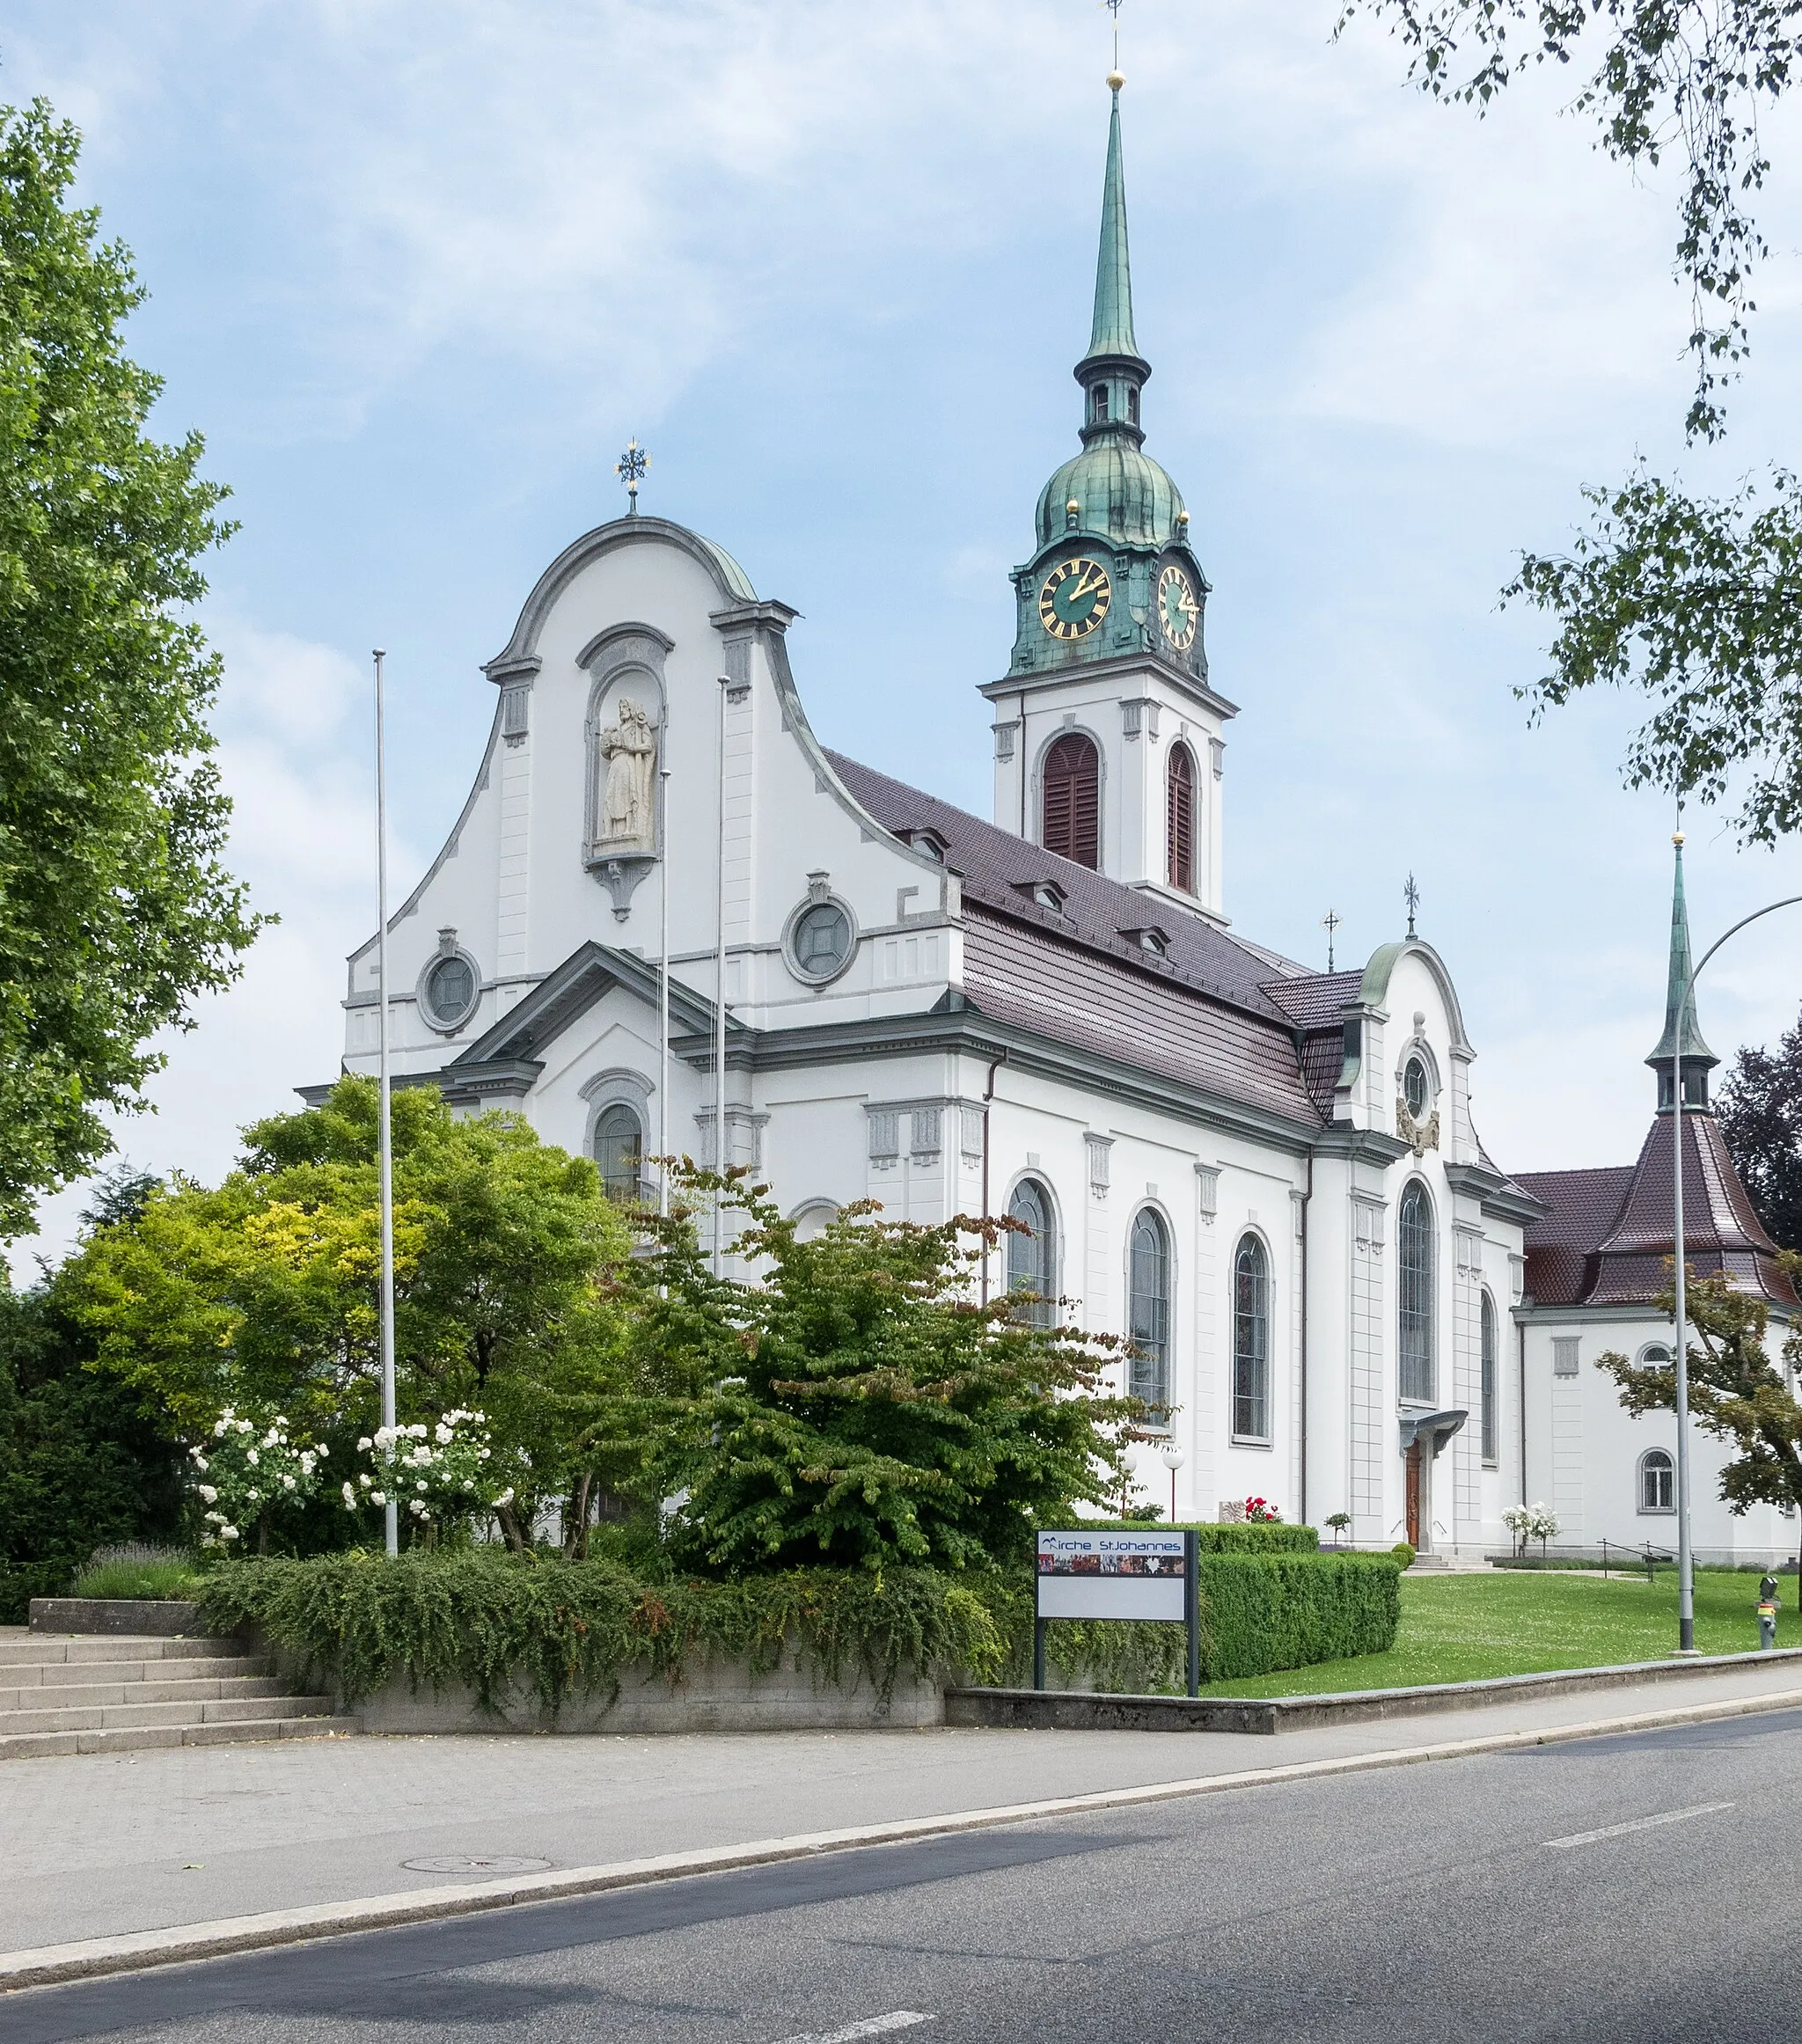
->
xmin=1042 ymin=734 xmax=1100 ymax=868
xmin=1166 ymin=743 xmax=1196 ymax=893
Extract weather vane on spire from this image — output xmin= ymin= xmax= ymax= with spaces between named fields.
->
xmin=1103 ymin=0 xmax=1124 ymax=80
xmin=1404 ymin=873 xmax=1420 ymax=940
xmin=614 ymin=439 xmax=649 ymax=515
xmin=1322 ymin=909 xmax=1342 ymax=974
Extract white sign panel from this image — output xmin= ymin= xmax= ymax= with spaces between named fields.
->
xmin=1036 ymin=1531 xmax=1187 ymax=1623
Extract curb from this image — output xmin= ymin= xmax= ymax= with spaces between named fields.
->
xmin=6 ymin=1682 xmax=1802 ymax=1994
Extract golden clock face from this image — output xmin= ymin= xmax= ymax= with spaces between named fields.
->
xmin=1158 ymin=564 xmax=1200 ymax=651
xmin=1038 ymin=557 xmax=1111 ymax=641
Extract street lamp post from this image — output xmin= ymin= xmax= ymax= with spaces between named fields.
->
xmin=1666 ymin=847 xmax=1802 ymax=1655
xmin=1159 ymin=1439 xmax=1186 ymax=1524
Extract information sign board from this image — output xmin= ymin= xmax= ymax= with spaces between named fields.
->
xmin=1032 ymin=1527 xmax=1200 ymax=1696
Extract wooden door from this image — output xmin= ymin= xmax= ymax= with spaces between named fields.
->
xmin=1405 ymin=1442 xmax=1421 ymax=1549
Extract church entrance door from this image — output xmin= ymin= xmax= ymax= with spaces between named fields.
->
xmin=1405 ymin=1443 xmax=1422 ymax=1549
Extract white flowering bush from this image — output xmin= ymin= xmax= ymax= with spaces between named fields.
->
xmin=188 ymin=1409 xmax=327 ymax=1552
xmin=343 ymin=1408 xmax=514 ymax=1529
xmin=1502 ymin=1501 xmax=1562 ymax=1560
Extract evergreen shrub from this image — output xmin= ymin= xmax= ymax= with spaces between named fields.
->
xmin=196 ymin=1552 xmax=1007 ymax=1711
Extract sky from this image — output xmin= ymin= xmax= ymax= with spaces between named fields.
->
xmin=8 ymin=0 xmax=1802 ymax=1276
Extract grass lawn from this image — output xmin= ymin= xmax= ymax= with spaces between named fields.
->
xmin=1197 ymin=1566 xmax=1800 ymax=1699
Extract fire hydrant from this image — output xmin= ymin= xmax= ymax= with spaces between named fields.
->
xmin=1758 ymin=1574 xmax=1780 ymax=1652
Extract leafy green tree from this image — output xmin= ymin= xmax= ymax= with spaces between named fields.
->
xmin=1338 ymin=4 xmax=1802 ymax=841
xmin=0 ymin=98 xmax=262 ymax=1239
xmin=1598 ymin=1258 xmax=1802 ymax=1511
xmin=1718 ymin=1000 xmax=1802 ymax=1253
xmin=59 ymin=1078 xmax=635 ymax=1551
xmin=626 ymin=1173 xmax=1139 ymax=1575
xmin=0 ymin=1281 xmax=184 ymax=1622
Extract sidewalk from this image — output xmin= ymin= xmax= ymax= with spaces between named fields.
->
xmin=4 ymin=1656 xmax=1801 ymax=1963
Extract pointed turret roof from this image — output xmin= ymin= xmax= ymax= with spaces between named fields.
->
xmin=1646 ymin=835 xmax=1718 ymax=1074
xmin=1083 ymin=79 xmax=1139 ymax=366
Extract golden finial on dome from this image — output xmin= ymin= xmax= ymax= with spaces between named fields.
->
xmin=1107 ymin=70 xmax=1124 ymax=90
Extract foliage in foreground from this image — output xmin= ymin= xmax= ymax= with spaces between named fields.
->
xmin=627 ymin=1175 xmax=1140 ymax=1575
xmin=196 ymin=1552 xmax=1010 ymax=1709
xmin=0 ymin=1281 xmax=183 ymax=1622
xmin=60 ymin=1079 xmax=637 ymax=1550
xmin=0 ymin=96 xmax=260 ymax=1238
xmin=194 ymin=1544 xmax=1399 ymax=1711
xmin=1598 ymin=1259 xmax=1802 ymax=1512
xmin=70 ymin=1557 xmax=201 ymax=1601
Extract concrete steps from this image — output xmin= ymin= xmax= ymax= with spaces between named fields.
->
xmin=0 ymin=1628 xmax=357 ymax=1760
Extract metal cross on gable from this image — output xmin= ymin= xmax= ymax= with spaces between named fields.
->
xmin=1322 ymin=909 xmax=1342 ymax=974
xmin=1404 ymin=873 xmax=1420 ymax=939
xmin=614 ymin=439 xmax=649 ymax=513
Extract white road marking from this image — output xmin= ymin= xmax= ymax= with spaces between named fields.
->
xmin=1545 ymin=1801 xmax=1734 ymax=1850
xmin=771 ymin=2014 xmax=935 ymax=2044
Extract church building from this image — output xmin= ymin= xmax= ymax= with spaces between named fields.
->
xmin=313 ymin=78 xmax=1793 ymax=1562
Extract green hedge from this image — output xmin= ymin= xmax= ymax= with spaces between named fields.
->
xmin=196 ymin=1552 xmax=1007 ymax=1711
xmin=1022 ymin=1551 xmax=1401 ymax=1693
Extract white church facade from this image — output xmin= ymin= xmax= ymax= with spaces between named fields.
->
xmin=312 ymin=82 xmax=1795 ymax=1564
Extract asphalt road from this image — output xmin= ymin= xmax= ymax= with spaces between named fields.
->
xmin=12 ymin=1708 xmax=1802 ymax=2044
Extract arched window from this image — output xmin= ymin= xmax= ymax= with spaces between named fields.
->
xmin=1480 ymin=1292 xmax=1498 ymax=1465
xmin=1397 ymin=1182 xmax=1435 ymax=1403
xmin=593 ymin=1103 xmax=643 ymax=1205
xmin=1128 ymin=1208 xmax=1172 ymax=1416
xmin=789 ymin=1200 xmax=839 ymax=1243
xmin=1233 ymin=1234 xmax=1270 ymax=1440
xmin=1042 ymin=734 xmax=1100 ymax=869
xmin=1639 ymin=1448 xmax=1675 ymax=1513
xmin=1166 ymin=743 xmax=1196 ymax=895
xmin=1007 ymin=1178 xmax=1057 ymax=1328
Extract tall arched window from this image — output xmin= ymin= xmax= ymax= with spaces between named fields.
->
xmin=1480 ymin=1292 xmax=1498 ymax=1464
xmin=1479 ymin=1283 xmax=1495 ymax=1463
xmin=1007 ymin=1178 xmax=1057 ymax=1328
xmin=1042 ymin=734 xmax=1100 ymax=869
xmin=1166 ymin=743 xmax=1196 ymax=894
xmin=593 ymin=1103 xmax=643 ymax=1204
xmin=1397 ymin=1182 xmax=1435 ymax=1403
xmin=1233 ymin=1234 xmax=1270 ymax=1440
xmin=1128 ymin=1208 xmax=1172 ymax=1416
xmin=1639 ymin=1448 xmax=1675 ymax=1513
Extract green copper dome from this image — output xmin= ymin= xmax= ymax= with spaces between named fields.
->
xmin=1035 ymin=442 xmax=1185 ymax=549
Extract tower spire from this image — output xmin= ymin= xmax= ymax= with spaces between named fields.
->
xmin=1086 ymin=74 xmax=1138 ymax=364
xmin=1646 ymin=831 xmax=1718 ymax=1105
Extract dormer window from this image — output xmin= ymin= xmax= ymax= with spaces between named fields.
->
xmin=903 ymin=829 xmax=947 ymax=863
xmin=1122 ymin=925 xmax=1170 ymax=957
xmin=1092 ymin=385 xmax=1110 ymax=423
xmin=1013 ymin=878 xmax=1067 ymax=914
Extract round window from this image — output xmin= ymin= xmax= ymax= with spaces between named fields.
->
xmin=425 ymin=954 xmax=476 ymax=1027
xmin=1403 ymin=1057 xmax=1430 ymax=1118
xmin=790 ymin=901 xmax=853 ymax=981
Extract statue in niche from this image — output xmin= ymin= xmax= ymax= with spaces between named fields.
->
xmin=595 ymin=696 xmax=656 ymax=851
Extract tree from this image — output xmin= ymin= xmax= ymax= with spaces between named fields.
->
xmin=1598 ymin=1258 xmax=1802 ymax=1511
xmin=1718 ymin=1002 xmax=1802 ymax=1253
xmin=1337 ymin=4 xmax=1802 ymax=843
xmin=626 ymin=1173 xmax=1139 ymax=1575
xmin=0 ymin=1280 xmax=184 ymax=1622
xmin=58 ymin=1078 xmax=636 ymax=1552
xmin=0 ymin=97 xmax=260 ymax=1241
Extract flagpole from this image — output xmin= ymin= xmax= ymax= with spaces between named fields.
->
xmin=714 ymin=676 xmax=729 ymax=1274
xmin=659 ymin=759 xmax=670 ymax=1220
xmin=373 ymin=648 xmax=398 ymax=1559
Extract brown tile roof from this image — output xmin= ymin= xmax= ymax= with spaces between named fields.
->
xmin=1517 ymin=1117 xmax=1797 ymax=1310
xmin=828 ymin=752 xmax=1324 ymax=1129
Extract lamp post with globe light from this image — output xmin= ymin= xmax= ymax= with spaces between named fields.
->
xmin=1159 ymin=1439 xmax=1186 ymax=1523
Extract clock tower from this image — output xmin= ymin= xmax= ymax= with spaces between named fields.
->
xmin=981 ymin=75 xmax=1234 ymax=924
